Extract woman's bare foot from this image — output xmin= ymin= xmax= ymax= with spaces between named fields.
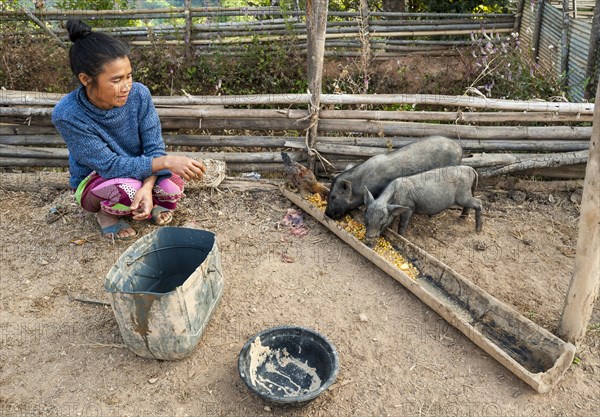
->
xmin=151 ymin=206 xmax=173 ymax=226
xmin=96 ymin=211 xmax=137 ymax=239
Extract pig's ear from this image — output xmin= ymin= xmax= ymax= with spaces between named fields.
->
xmin=340 ymin=179 xmax=352 ymax=198
xmin=364 ymin=187 xmax=375 ymax=206
xmin=388 ymin=205 xmax=409 ymax=216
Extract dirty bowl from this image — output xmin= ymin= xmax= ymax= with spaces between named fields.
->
xmin=238 ymin=325 xmax=339 ymax=407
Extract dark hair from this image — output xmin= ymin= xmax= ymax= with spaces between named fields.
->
xmin=66 ymin=19 xmax=130 ymax=83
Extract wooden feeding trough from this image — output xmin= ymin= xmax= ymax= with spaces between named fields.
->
xmin=282 ymin=188 xmax=576 ymax=393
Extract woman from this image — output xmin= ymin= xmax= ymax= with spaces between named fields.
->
xmin=52 ymin=19 xmax=205 ymax=239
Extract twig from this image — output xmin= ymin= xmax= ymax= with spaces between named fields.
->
xmin=67 ymin=291 xmax=111 ymax=306
xmin=69 ymin=342 xmax=126 ymax=348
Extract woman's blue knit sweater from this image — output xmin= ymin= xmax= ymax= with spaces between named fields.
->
xmin=52 ymin=82 xmax=168 ymax=189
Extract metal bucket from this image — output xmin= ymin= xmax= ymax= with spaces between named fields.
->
xmin=104 ymin=227 xmax=223 ymax=360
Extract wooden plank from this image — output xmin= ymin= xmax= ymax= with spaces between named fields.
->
xmin=477 ymin=150 xmax=589 ymax=177
xmin=1 ymin=91 xmax=594 ymax=113
xmin=2 ymin=106 xmax=595 ymax=123
xmin=316 ymin=120 xmax=593 ymax=140
xmin=0 ymin=157 xmax=68 ymax=167
xmin=0 ymin=134 xmax=591 ymax=152
xmin=522 ymin=164 xmax=586 ymax=179
xmin=0 ymin=145 xmax=308 ymax=163
xmin=281 ymin=188 xmax=576 ymax=393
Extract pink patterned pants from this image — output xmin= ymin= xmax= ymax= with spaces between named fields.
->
xmin=75 ymin=172 xmax=185 ymax=216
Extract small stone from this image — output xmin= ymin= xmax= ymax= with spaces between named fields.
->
xmin=264 ymin=406 xmax=271 ymax=412
xmin=474 ymin=241 xmax=487 ymax=251
xmin=548 ymin=194 xmax=555 ymax=203
xmin=40 ymin=259 xmax=49 ymax=266
xmin=399 ymin=263 xmax=410 ymax=270
xmin=148 ymin=378 xmax=158 ymax=384
xmin=509 ymin=190 xmax=526 ymax=203
xmin=359 ymin=313 xmax=368 ymax=322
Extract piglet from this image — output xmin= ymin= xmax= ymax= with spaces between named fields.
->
xmin=364 ymin=165 xmax=482 ymax=244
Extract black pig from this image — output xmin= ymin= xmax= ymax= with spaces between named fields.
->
xmin=364 ymin=165 xmax=482 ymax=243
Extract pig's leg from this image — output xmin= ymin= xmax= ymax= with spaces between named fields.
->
xmin=474 ymin=199 xmax=483 ymax=232
xmin=468 ymin=198 xmax=483 ymax=232
xmin=397 ymin=210 xmax=413 ymax=236
xmin=457 ymin=195 xmax=483 ymax=232
xmin=459 ymin=207 xmax=470 ymax=218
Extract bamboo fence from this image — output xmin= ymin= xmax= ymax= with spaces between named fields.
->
xmin=0 ymin=90 xmax=593 ymax=179
xmin=1 ymin=6 xmax=516 ymax=57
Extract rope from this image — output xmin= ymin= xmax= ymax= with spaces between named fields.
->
xmin=303 ymin=89 xmax=334 ymax=172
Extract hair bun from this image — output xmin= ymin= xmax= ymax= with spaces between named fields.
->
xmin=66 ymin=19 xmax=92 ymax=42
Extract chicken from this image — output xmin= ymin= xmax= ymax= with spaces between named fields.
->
xmin=281 ymin=152 xmax=330 ymax=198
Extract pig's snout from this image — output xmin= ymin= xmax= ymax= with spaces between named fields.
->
xmin=364 ymin=234 xmax=378 ymax=248
xmin=325 ymin=206 xmax=343 ymax=220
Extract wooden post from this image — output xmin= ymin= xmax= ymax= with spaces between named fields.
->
xmin=184 ymin=0 xmax=192 ymax=58
xmin=560 ymin=0 xmax=570 ymax=78
xmin=584 ymin=0 xmax=600 ymax=100
xmin=557 ymin=79 xmax=600 ymax=344
xmin=358 ymin=0 xmax=371 ymax=97
xmin=572 ymin=0 xmax=578 ymax=19
xmin=513 ymin=0 xmax=525 ymax=34
xmin=305 ymin=0 xmax=329 ymax=170
xmin=532 ymin=0 xmax=546 ymax=62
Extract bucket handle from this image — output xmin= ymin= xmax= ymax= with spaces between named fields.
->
xmin=125 ymin=245 xmax=210 ymax=266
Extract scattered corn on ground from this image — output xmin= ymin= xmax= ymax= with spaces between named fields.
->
xmin=307 ymin=193 xmax=420 ymax=279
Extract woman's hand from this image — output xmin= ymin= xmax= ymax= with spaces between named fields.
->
xmin=130 ymin=184 xmax=154 ymax=221
xmin=153 ymin=155 xmax=206 ymax=181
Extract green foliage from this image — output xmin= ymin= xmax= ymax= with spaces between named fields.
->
xmin=217 ymin=37 xmax=306 ymax=95
xmin=55 ymin=0 xmax=138 ymax=27
xmin=324 ymin=0 xmax=510 ymax=13
xmin=0 ymin=0 xmax=22 ymax=11
xmin=409 ymin=0 xmax=510 ymax=13
xmin=55 ymin=0 xmax=132 ymax=10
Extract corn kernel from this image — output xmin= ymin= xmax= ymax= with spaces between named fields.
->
xmin=305 ymin=193 xmax=419 ymax=279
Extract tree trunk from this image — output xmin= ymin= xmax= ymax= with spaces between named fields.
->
xmin=557 ymin=79 xmax=600 ymax=344
xmin=305 ymin=0 xmax=329 ymax=169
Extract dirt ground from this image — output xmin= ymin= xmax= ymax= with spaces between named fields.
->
xmin=0 ymin=172 xmax=598 ymax=417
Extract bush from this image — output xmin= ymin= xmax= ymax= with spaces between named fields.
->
xmin=0 ymin=28 xmax=72 ymax=92
xmin=130 ymin=35 xmax=307 ymax=97
xmin=466 ymin=31 xmax=565 ymax=100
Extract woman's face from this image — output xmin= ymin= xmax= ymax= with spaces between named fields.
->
xmin=79 ymin=56 xmax=133 ymax=110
